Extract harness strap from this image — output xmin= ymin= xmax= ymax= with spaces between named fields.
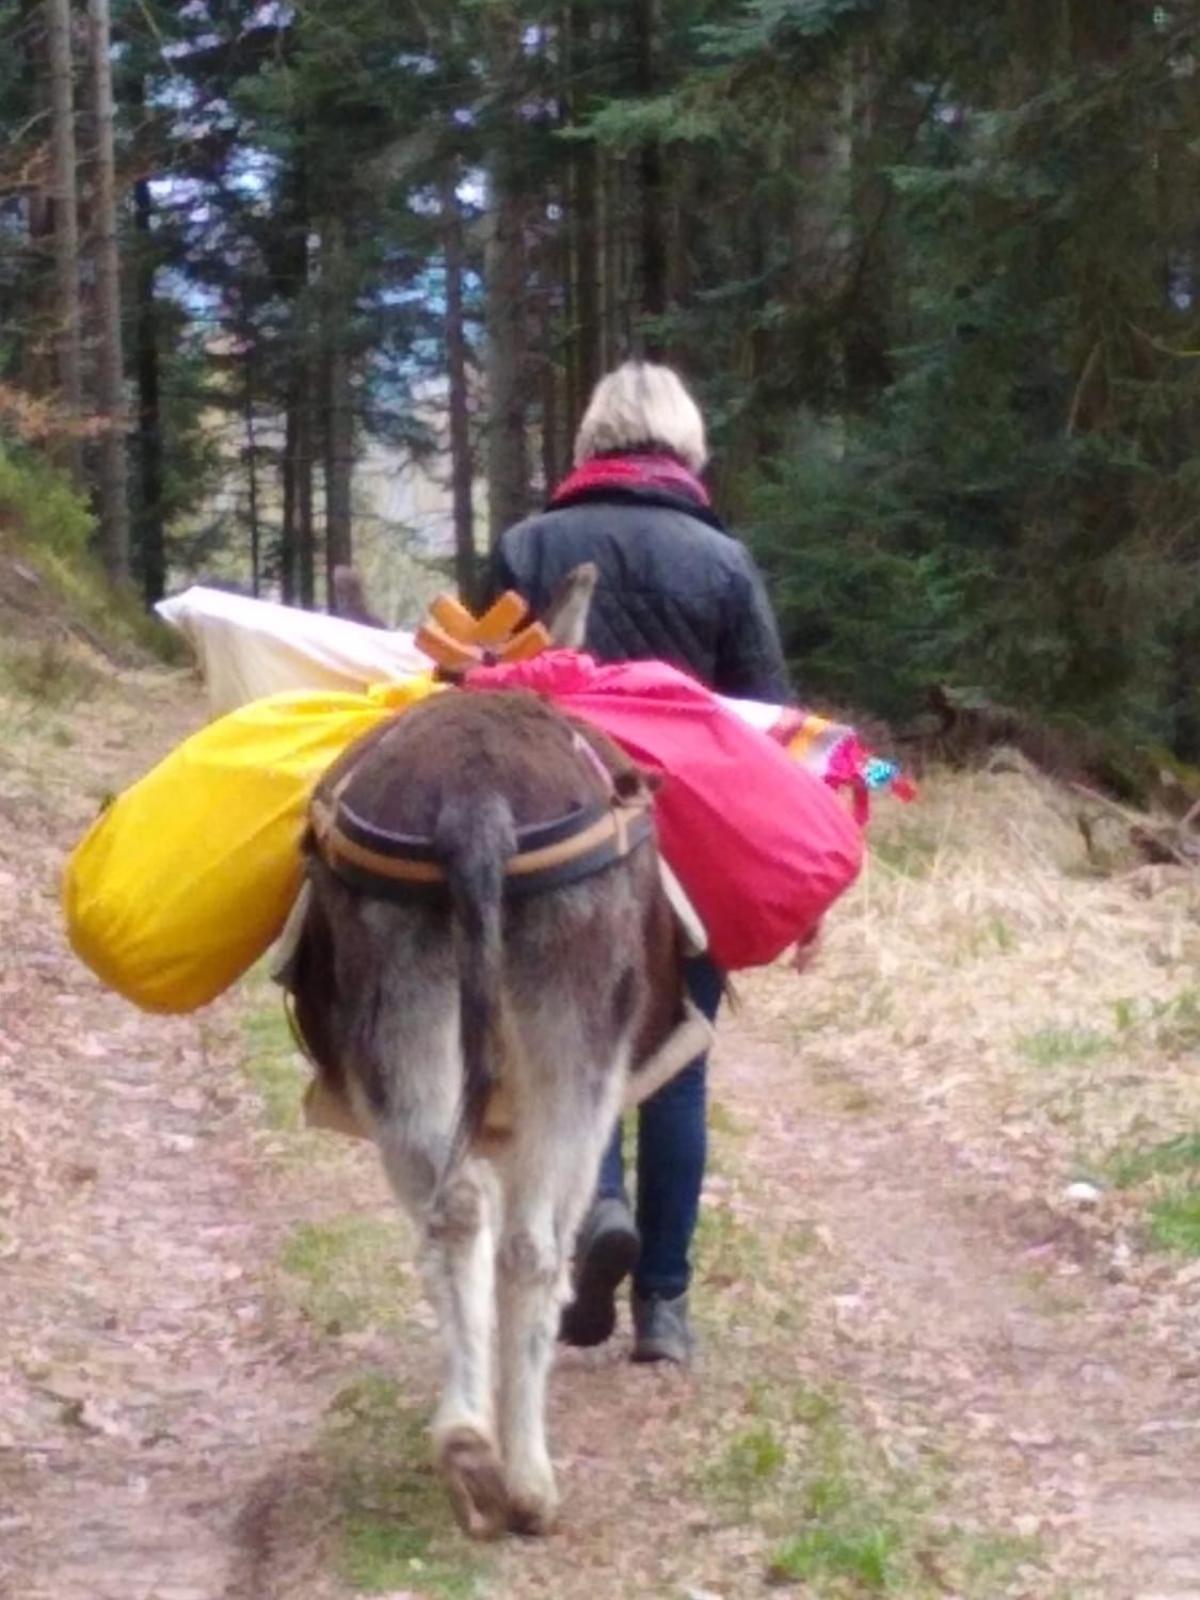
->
xmin=311 ymin=791 xmax=653 ymax=903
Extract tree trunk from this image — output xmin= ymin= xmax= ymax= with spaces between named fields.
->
xmin=573 ymin=143 xmax=602 ymax=403
xmin=483 ymin=11 xmax=531 ymax=542
xmin=87 ymin=0 xmax=130 ymax=583
xmin=298 ymin=374 xmax=316 ymax=608
xmin=562 ymin=5 xmax=600 ymax=418
xmin=280 ymin=384 xmax=298 ymax=604
xmin=442 ymin=170 xmax=477 ymax=605
xmin=22 ymin=4 xmax=56 ymax=400
xmin=46 ymin=0 xmax=83 ymax=484
xmin=600 ymin=151 xmax=620 ymax=371
xmin=279 ymin=185 xmax=311 ymax=606
xmin=322 ymin=215 xmax=354 ymax=606
xmin=633 ymin=0 xmax=667 ymax=339
xmin=243 ymin=365 xmax=260 ymax=598
xmin=843 ymin=39 xmax=895 ymax=408
xmin=133 ymin=171 xmax=165 ymax=605
xmin=484 ymin=186 xmax=530 ymax=538
xmin=541 ymin=357 xmax=562 ymax=494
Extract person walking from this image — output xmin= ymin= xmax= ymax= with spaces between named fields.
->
xmin=488 ymin=361 xmax=790 ymax=1364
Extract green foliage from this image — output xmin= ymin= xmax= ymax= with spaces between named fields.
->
xmin=707 ymin=1422 xmax=787 ymax=1498
xmin=768 ymin=1523 xmax=899 ymax=1590
xmin=1150 ymin=1189 xmax=1200 ymax=1255
xmin=9 ymin=0 xmax=1200 ymax=754
xmin=0 ymin=444 xmax=93 ymax=560
xmin=1017 ymin=1027 xmax=1112 ymax=1069
xmin=1110 ymin=1132 xmax=1200 ymax=1190
xmin=593 ymin=0 xmax=1200 ymax=747
xmin=1105 ymin=1111 xmax=1200 ymax=1259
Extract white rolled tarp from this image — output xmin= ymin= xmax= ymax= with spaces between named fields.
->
xmin=156 ymin=585 xmax=429 ymax=716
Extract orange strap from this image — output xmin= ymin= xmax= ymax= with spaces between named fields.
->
xmin=416 ymin=590 xmax=551 ymax=673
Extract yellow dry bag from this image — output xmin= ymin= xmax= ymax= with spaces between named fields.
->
xmin=62 ymin=677 xmax=438 ymax=1013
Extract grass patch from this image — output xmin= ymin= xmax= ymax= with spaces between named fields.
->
xmin=0 ymin=639 xmax=104 ymax=707
xmin=959 ymin=1532 xmax=1045 ymax=1587
xmin=696 ymin=1200 xmax=768 ymax=1289
xmin=707 ymin=1393 xmax=912 ymax=1593
xmin=280 ymin=1215 xmax=412 ymax=1335
xmin=1109 ymin=1132 xmax=1200 ymax=1189
xmin=708 ymin=1098 xmax=746 ymax=1139
xmin=1106 ymin=1127 xmax=1200 ymax=1258
xmin=956 ymin=914 xmax=1018 ymax=962
xmin=1017 ymin=1027 xmax=1112 ymax=1068
xmin=241 ymin=1002 xmax=307 ymax=1130
xmin=324 ymin=1374 xmax=484 ymax=1597
xmin=698 ymin=1384 xmax=1047 ymax=1598
xmin=768 ymin=1524 xmax=899 ymax=1590
xmin=1149 ymin=1189 xmax=1200 ymax=1255
xmin=704 ymin=1421 xmax=787 ymax=1501
xmin=1013 ymin=989 xmax=1200 ymax=1080
xmin=1148 ymin=989 xmax=1200 ymax=1055
xmin=869 ymin=827 xmax=941 ymax=881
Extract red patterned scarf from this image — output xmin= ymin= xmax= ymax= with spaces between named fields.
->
xmin=550 ymin=452 xmax=711 ymax=509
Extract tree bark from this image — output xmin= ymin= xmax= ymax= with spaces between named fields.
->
xmin=87 ymin=0 xmax=130 ymax=584
xmin=283 ymin=332 xmax=318 ymax=609
xmin=243 ymin=365 xmax=260 ymax=597
xmin=442 ymin=170 xmax=477 ymax=605
xmin=281 ymin=384 xmax=298 ymax=604
xmin=322 ymin=214 xmax=353 ymax=606
xmin=573 ymin=143 xmax=602 ymax=402
xmin=133 ymin=171 xmax=165 ymax=605
xmin=298 ymin=376 xmax=316 ymax=608
xmin=541 ymin=355 xmax=562 ymax=494
xmin=633 ymin=0 xmax=667 ymax=339
xmin=46 ymin=0 xmax=83 ymax=484
xmin=483 ymin=11 xmax=531 ymax=542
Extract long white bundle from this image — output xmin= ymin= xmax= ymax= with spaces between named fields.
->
xmin=156 ymin=586 xmax=429 ymax=716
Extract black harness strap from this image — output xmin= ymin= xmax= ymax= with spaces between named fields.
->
xmin=310 ymin=791 xmax=653 ymax=903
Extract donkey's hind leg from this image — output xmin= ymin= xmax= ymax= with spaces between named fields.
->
xmin=495 ymin=1010 xmax=630 ymax=1534
xmin=369 ymin=980 xmax=508 ymax=1540
xmin=423 ymin=1155 xmax=507 ymax=1540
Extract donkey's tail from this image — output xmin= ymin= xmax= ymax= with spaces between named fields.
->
xmin=435 ymin=793 xmax=517 ymax=1155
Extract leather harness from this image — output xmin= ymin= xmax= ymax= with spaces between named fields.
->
xmin=308 ymin=587 xmax=655 ymax=903
xmin=309 ymin=739 xmax=654 ymax=903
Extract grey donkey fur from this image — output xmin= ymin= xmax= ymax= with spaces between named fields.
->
xmin=292 ymin=564 xmax=688 ymax=1538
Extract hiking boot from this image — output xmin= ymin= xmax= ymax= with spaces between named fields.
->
xmin=559 ymin=1197 xmax=640 ymax=1348
xmin=632 ymin=1291 xmax=693 ymax=1365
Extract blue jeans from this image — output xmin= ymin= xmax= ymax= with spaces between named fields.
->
xmin=597 ymin=955 xmax=724 ymax=1299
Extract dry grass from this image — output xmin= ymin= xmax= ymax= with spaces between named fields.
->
xmin=761 ymin=765 xmax=1200 ymax=1187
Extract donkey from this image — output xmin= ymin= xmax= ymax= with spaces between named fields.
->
xmin=284 ymin=569 xmax=704 ymax=1536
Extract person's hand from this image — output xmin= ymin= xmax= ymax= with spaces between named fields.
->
xmin=791 ymin=926 xmax=822 ymax=974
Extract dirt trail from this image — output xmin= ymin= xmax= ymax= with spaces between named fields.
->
xmin=2 ymin=670 xmax=1199 ymax=1600
xmin=718 ymin=1018 xmax=1200 ymax=1600
xmin=0 ymin=673 xmax=324 ymax=1599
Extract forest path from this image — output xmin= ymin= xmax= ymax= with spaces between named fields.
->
xmin=3 ymin=667 xmax=1198 ymax=1600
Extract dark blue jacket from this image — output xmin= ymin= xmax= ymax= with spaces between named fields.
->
xmin=489 ymin=481 xmax=790 ymax=703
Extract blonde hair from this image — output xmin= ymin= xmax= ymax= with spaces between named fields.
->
xmin=574 ymin=361 xmax=708 ymax=473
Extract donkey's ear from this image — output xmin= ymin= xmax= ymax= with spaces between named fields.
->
xmin=542 ymin=562 xmax=598 ymax=650
xmin=333 ymin=565 xmax=387 ymax=629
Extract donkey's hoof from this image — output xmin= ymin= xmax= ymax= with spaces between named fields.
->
xmin=505 ymin=1462 xmax=559 ymax=1537
xmin=507 ymin=1492 xmax=559 ymax=1537
xmin=436 ymin=1425 xmax=508 ymax=1541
